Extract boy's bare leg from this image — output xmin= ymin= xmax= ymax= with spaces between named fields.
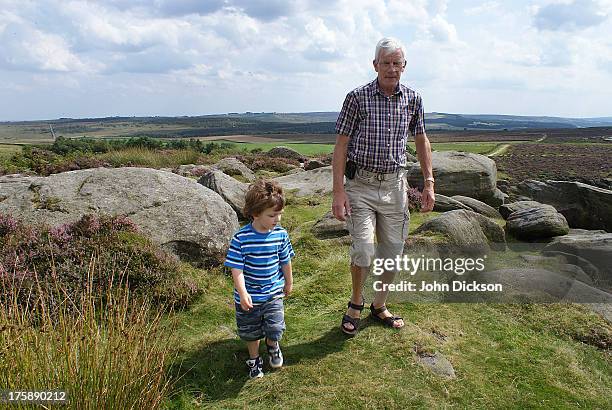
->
xmin=343 ymin=264 xmax=369 ymax=331
xmin=247 ymin=340 xmax=260 ymax=359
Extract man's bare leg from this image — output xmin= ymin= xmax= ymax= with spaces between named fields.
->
xmin=372 ymin=269 xmax=404 ymax=328
xmin=343 ymin=264 xmax=369 ymax=332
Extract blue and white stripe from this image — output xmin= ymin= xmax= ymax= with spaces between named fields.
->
xmin=224 ymin=224 xmax=295 ymax=305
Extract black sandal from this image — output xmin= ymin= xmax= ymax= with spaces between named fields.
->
xmin=341 ymin=300 xmax=365 ymax=336
xmin=369 ymin=304 xmax=404 ymax=329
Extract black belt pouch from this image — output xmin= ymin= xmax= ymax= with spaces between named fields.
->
xmin=345 ymin=160 xmax=357 ymax=179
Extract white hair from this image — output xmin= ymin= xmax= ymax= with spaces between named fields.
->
xmin=374 ymin=37 xmax=406 ymax=63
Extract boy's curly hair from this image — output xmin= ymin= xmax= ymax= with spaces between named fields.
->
xmin=243 ymin=179 xmax=285 ymax=220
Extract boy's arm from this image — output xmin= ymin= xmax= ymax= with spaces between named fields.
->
xmin=281 ymin=262 xmax=293 ymax=296
xmin=231 ymin=268 xmax=253 ymax=310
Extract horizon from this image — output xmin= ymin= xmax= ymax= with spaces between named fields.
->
xmin=1 ymin=0 xmax=611 ymax=121
xmin=3 ymin=111 xmax=612 ymax=125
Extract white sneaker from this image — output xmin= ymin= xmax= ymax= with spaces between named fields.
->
xmin=246 ymin=357 xmax=264 ymax=378
xmin=266 ymin=340 xmax=284 ymax=368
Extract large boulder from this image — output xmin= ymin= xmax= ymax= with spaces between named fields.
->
xmin=499 ymin=201 xmax=543 ymax=219
xmin=267 ymin=146 xmax=306 ymax=162
xmin=505 ymin=205 xmax=570 ymax=241
xmin=311 ymin=211 xmax=348 ymax=239
xmin=198 ymin=170 xmax=248 ymax=218
xmin=413 ymin=209 xmax=506 ymax=253
xmin=451 ymin=195 xmax=503 ymax=219
xmin=213 ymin=157 xmax=256 ymax=182
xmin=0 ymin=167 xmax=239 ymax=266
xmin=515 ymin=180 xmax=612 ymax=232
xmin=542 ymin=229 xmax=612 ymax=286
xmin=405 ymin=151 xmax=504 ymax=207
xmin=273 ymin=166 xmax=334 ymax=197
xmin=433 ymin=194 xmax=472 ymax=212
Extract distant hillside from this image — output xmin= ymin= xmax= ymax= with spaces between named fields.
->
xmin=2 ymin=112 xmax=612 ymax=142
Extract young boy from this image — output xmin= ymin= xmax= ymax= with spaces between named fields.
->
xmin=224 ymin=179 xmax=295 ymax=379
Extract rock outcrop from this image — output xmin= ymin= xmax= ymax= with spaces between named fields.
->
xmin=0 ymin=167 xmax=238 ymax=266
xmin=405 ymin=151 xmax=505 ymax=207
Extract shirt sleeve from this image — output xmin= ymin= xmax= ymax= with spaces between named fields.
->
xmin=335 ymin=92 xmax=360 ymax=137
xmin=224 ymin=234 xmax=244 ymax=270
xmin=409 ymin=93 xmax=426 ymax=136
xmin=278 ymin=232 xmax=295 ymax=266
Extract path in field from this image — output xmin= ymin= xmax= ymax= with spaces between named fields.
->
xmin=487 ymin=143 xmax=512 ymax=156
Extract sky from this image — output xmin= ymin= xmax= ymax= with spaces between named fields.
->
xmin=1 ymin=0 xmax=611 ymax=121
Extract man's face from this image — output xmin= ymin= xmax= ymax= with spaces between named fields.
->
xmin=373 ymin=49 xmax=405 ymax=91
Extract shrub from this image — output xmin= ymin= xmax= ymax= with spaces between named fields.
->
xmin=407 ymin=186 xmax=422 ymax=211
xmin=0 ymin=213 xmax=201 ymax=316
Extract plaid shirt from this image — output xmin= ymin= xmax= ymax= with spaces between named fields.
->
xmin=335 ymin=79 xmax=426 ymax=173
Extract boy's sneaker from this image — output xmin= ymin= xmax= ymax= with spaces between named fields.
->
xmin=246 ymin=357 xmax=264 ymax=379
xmin=266 ymin=339 xmax=284 ymax=368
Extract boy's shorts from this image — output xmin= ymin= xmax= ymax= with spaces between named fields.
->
xmin=235 ymin=297 xmax=285 ymax=342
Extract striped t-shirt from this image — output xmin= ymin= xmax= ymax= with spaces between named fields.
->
xmin=224 ymin=223 xmax=295 ymax=305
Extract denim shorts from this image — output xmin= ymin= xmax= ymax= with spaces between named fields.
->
xmin=235 ymin=297 xmax=285 ymax=342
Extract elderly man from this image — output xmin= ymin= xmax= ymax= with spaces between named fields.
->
xmin=332 ymin=37 xmax=435 ymax=335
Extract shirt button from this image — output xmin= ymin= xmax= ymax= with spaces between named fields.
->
xmin=387 ymin=143 xmax=390 ymax=146
xmin=388 ymin=128 xmax=391 ymax=131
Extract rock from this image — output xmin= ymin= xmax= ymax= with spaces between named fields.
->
xmin=311 ymin=211 xmax=348 ymax=239
xmin=213 ymin=157 xmax=256 ymax=182
xmin=416 ymin=352 xmax=456 ymax=379
xmin=304 ymin=159 xmax=326 ymax=171
xmin=0 ymin=167 xmax=238 ymax=266
xmin=496 ymin=179 xmax=512 ymax=194
xmin=542 ymin=230 xmax=612 ymax=286
xmin=519 ymin=255 xmax=593 ymax=285
xmin=413 ymin=209 xmax=506 ymax=253
xmin=499 ymin=201 xmax=544 ymax=219
xmin=198 ymin=170 xmax=248 ymax=218
xmin=540 ymin=250 xmax=600 ymax=281
xmin=405 ymin=151 xmax=500 ymax=206
xmin=433 ymin=194 xmax=472 ymax=212
xmin=267 ymin=146 xmax=306 ymax=162
xmin=505 ymin=205 xmax=569 ymax=241
xmin=483 ymin=268 xmax=612 ymax=310
xmin=451 ymin=195 xmax=503 ymax=219
xmin=516 ymin=180 xmax=612 ymax=232
xmin=273 ymin=166 xmax=334 ymax=197
xmin=175 ymin=164 xmax=208 ymax=177
xmin=285 ymin=168 xmax=305 ymax=175
xmin=406 ymin=152 xmax=418 ymax=163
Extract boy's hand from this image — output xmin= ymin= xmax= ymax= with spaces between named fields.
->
xmin=239 ymin=293 xmax=253 ymax=311
xmin=283 ymin=282 xmax=293 ymax=296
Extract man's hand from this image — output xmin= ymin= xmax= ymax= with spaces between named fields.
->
xmin=283 ymin=281 xmax=293 ymax=296
xmin=421 ymin=185 xmax=435 ymax=212
xmin=332 ymin=190 xmax=351 ymax=221
xmin=239 ymin=292 xmax=253 ymax=311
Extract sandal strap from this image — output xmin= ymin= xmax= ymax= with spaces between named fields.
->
xmin=370 ymin=304 xmax=388 ymax=316
xmin=342 ymin=314 xmax=360 ymax=327
xmin=347 ymin=301 xmax=365 ymax=311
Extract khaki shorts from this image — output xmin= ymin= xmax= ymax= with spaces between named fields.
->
xmin=345 ymin=169 xmax=410 ymax=269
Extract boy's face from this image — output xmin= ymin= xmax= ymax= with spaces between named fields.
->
xmin=253 ymin=206 xmax=283 ymax=231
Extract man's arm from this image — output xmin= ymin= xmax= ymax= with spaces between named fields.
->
xmin=414 ymin=132 xmax=435 ymax=212
xmin=331 ymin=134 xmax=351 ymax=221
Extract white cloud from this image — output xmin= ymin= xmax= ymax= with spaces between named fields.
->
xmin=533 ymin=0 xmax=609 ymax=31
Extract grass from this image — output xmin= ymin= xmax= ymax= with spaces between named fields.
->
xmin=409 ymin=142 xmax=503 ymax=155
xmin=96 ymin=147 xmax=204 ymax=168
xmin=162 ymin=195 xmax=612 ymax=409
xmin=219 ymin=141 xmax=336 ymax=156
xmin=0 ymin=271 xmax=178 ymax=409
xmin=0 ymin=144 xmax=22 ymax=160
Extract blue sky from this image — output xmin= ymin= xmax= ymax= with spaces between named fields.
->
xmin=1 ymin=0 xmax=611 ymax=121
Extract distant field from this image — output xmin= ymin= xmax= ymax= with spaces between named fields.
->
xmin=221 ymin=141 xmax=335 ymax=156
xmin=0 ymin=144 xmax=22 ymax=159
